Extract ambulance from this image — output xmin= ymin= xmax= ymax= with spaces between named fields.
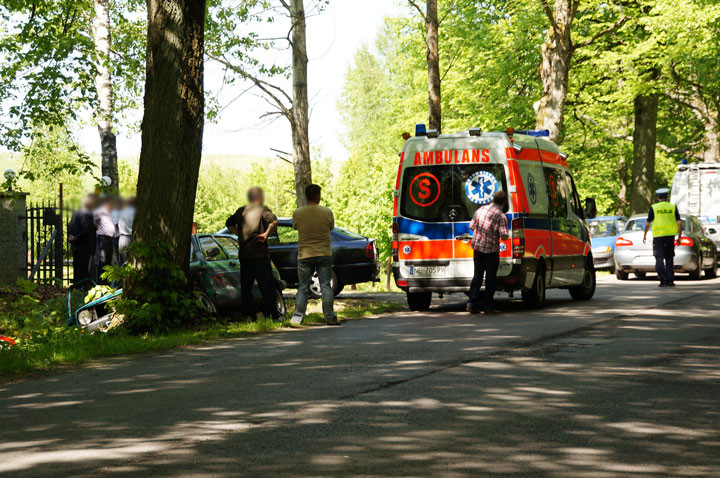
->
xmin=391 ymin=125 xmax=596 ymax=311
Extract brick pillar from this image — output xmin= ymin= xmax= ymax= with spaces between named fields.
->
xmin=0 ymin=192 xmax=28 ymax=285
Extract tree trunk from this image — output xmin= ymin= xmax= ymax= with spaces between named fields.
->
xmin=131 ymin=0 xmax=205 ymax=271
xmin=616 ymin=156 xmax=628 ymax=216
xmin=290 ymin=0 xmax=312 ymax=207
xmin=701 ymin=111 xmax=719 ymax=162
xmin=535 ymin=0 xmax=574 ymax=144
xmin=92 ymin=0 xmax=118 ymax=187
xmin=425 ymin=0 xmax=441 ymax=132
xmin=629 ymin=94 xmax=659 ymax=216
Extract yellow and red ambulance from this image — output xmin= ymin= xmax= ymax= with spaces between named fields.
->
xmin=391 ymin=125 xmax=596 ymax=310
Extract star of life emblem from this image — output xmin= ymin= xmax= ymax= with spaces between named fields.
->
xmin=465 ymin=171 xmax=499 ymax=205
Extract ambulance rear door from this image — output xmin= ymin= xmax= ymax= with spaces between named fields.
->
xmin=450 ymin=140 xmax=511 ymax=280
xmin=397 ymin=137 xmax=457 ymax=283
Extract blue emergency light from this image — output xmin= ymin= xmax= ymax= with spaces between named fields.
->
xmin=415 ymin=123 xmax=427 ymax=137
xmin=680 ymin=159 xmax=688 ymax=165
xmin=515 ymin=129 xmax=550 ymax=137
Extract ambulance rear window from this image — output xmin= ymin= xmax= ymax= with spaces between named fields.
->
xmin=400 ymin=164 xmax=507 ymax=222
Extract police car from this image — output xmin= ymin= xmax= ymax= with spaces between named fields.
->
xmin=391 ymin=125 xmax=596 ymax=311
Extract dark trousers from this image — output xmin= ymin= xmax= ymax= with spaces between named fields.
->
xmin=653 ymin=236 xmax=675 ymax=285
xmin=467 ymin=251 xmax=500 ymax=312
xmin=96 ymin=235 xmax=115 ymax=284
xmin=240 ymin=257 xmax=278 ymax=319
xmin=72 ymin=247 xmax=92 ymax=285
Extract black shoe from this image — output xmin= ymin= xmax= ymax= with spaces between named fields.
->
xmin=668 ymin=282 xmax=676 ymax=287
xmin=484 ymin=309 xmax=502 ymax=315
xmin=659 ymin=283 xmax=668 ymax=288
xmin=325 ymin=319 xmax=342 ymax=326
xmin=466 ymin=305 xmax=481 ymax=314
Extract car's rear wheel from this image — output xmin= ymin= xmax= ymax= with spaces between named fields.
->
xmin=570 ymin=262 xmax=596 ymax=301
xmin=615 ymin=269 xmax=629 ymax=281
xmin=522 ymin=265 xmax=546 ymax=309
xmin=309 ymin=270 xmax=342 ymax=299
xmin=407 ymin=291 xmax=432 ymax=311
xmin=690 ymin=254 xmax=702 ymax=280
xmin=275 ymin=287 xmax=287 ymax=318
xmin=195 ymin=290 xmax=218 ymax=316
xmin=635 ymin=271 xmax=647 ymax=279
xmin=704 ymin=252 xmax=718 ymax=279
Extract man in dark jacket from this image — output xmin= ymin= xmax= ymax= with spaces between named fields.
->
xmin=68 ymin=194 xmax=97 ymax=285
xmin=225 ymin=187 xmax=280 ymax=319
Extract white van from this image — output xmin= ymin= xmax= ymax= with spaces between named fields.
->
xmin=671 ymin=162 xmax=720 ymax=256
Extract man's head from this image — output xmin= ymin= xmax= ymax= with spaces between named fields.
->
xmin=656 ymin=188 xmax=670 ymax=201
xmin=305 ymin=184 xmax=322 ymax=204
xmin=83 ymin=193 xmax=98 ymax=210
xmin=493 ymin=190 xmax=508 ymax=207
xmin=247 ymin=187 xmax=265 ymax=205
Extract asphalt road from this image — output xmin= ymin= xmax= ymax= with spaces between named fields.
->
xmin=2 ymin=275 xmax=719 ymax=477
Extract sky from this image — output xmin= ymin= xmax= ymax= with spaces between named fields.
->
xmin=75 ymin=1 xmax=404 ymax=166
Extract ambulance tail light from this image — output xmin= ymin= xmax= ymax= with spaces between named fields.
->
xmin=392 ymin=223 xmax=399 ymax=262
xmin=616 ymin=237 xmax=633 ymax=247
xmin=511 ymin=217 xmax=525 ymax=259
xmin=675 ymin=237 xmax=694 ymax=247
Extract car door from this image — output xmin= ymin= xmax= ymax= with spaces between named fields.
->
xmin=268 ymin=222 xmax=299 ymax=285
xmin=564 ymin=172 xmax=590 ymax=283
xmin=543 ymin=166 xmax=572 ymax=286
xmin=196 ymin=235 xmax=240 ymax=302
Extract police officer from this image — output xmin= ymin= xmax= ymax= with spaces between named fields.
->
xmin=643 ymin=188 xmax=683 ymax=287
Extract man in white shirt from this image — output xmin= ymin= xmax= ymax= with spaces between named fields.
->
xmin=118 ymin=197 xmax=135 ymax=265
xmin=93 ymin=198 xmax=116 ymax=283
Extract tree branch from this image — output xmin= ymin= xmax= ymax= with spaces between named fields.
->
xmin=407 ymin=0 xmax=426 ymax=21
xmin=540 ymin=0 xmax=558 ymax=32
xmin=208 ymin=53 xmax=293 ymax=119
xmin=573 ymin=15 xmax=626 ymax=51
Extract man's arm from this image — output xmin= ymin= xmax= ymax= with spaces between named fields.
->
xmin=225 ymin=208 xmax=240 ymax=236
xmin=498 ymin=215 xmax=509 ymax=241
xmin=643 ymin=208 xmax=653 ymax=243
xmin=675 ymin=208 xmax=683 ymax=241
xmin=257 ymin=209 xmax=278 ymax=243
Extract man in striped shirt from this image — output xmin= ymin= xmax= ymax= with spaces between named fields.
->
xmin=467 ymin=190 xmax=509 ymax=314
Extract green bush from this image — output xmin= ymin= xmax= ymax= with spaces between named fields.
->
xmin=103 ymin=241 xmax=203 ymax=334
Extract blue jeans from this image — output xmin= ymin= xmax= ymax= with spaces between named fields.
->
xmin=292 ymin=255 xmax=336 ymax=323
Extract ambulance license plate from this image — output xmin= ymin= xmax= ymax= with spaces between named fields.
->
xmin=410 ymin=266 xmax=447 ymax=276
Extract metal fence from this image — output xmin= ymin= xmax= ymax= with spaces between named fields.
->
xmin=24 ymin=201 xmax=74 ymax=287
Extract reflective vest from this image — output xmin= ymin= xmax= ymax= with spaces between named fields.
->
xmin=651 ymin=202 xmax=679 ymax=237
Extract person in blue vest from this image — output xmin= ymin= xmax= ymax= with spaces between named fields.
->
xmin=643 ymin=188 xmax=683 ymax=287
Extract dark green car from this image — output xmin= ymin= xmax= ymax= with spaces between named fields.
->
xmin=67 ymin=233 xmax=286 ymax=330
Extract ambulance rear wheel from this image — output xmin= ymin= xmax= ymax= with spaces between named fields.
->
xmin=407 ymin=292 xmax=432 ymax=311
xmin=522 ymin=266 xmax=546 ymax=309
xmin=615 ymin=269 xmax=629 ymax=281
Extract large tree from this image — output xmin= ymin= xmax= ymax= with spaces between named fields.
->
xmin=130 ymin=0 xmax=205 ymax=271
xmin=207 ymin=0 xmax=323 ymax=206
xmin=408 ymin=0 xmax=442 ymax=132
xmin=0 ymin=0 xmax=144 ymax=183
xmin=535 ymin=0 xmax=625 ymax=143
xmin=92 ymin=0 xmax=119 ymax=186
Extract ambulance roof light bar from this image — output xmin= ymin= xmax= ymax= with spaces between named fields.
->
xmin=415 ymin=124 xmax=427 ymax=137
xmin=426 ymin=129 xmax=439 ymax=138
xmin=469 ymin=128 xmax=482 ymax=136
xmin=514 ymin=129 xmax=550 ymax=137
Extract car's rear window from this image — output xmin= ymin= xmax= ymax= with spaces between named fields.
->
xmin=400 ymin=164 xmax=507 ymax=223
xmin=589 ymin=220 xmax=618 ymax=238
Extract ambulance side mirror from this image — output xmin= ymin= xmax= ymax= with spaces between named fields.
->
xmin=584 ymin=198 xmax=597 ymax=219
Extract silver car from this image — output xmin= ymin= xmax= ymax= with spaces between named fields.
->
xmin=614 ymin=214 xmax=718 ymax=280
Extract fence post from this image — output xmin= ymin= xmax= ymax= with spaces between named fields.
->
xmin=54 ymin=183 xmax=64 ymax=283
xmin=0 ymin=192 xmax=29 ymax=285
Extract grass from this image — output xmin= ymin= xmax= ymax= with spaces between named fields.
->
xmin=0 ymin=284 xmax=405 ymax=379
